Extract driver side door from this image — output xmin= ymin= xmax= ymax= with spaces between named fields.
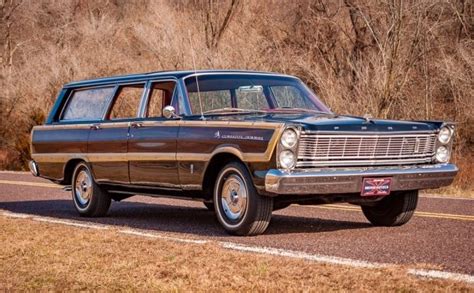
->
xmin=128 ymin=80 xmax=180 ymax=187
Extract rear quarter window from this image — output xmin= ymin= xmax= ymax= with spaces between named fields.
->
xmin=61 ymin=87 xmax=115 ymax=121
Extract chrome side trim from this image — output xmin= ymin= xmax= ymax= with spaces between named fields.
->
xmin=265 ymin=163 xmax=458 ymax=195
xmin=33 ymin=120 xmax=283 ymax=130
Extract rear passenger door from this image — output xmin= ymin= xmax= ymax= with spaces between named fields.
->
xmin=128 ymin=80 xmax=180 ymax=187
xmin=88 ymin=83 xmax=145 ymax=184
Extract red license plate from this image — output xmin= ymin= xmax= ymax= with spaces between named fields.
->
xmin=361 ymin=177 xmax=392 ymax=196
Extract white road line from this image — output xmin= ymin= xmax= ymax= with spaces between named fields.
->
xmin=33 ymin=217 xmax=109 ymax=230
xmin=1 ymin=209 xmax=473 ymax=285
xmin=220 ymin=242 xmax=386 ymax=269
xmin=408 ymin=269 xmax=474 ymax=284
xmin=1 ymin=210 xmax=108 ymax=229
xmin=1 ymin=211 xmax=30 ymax=218
xmin=119 ymin=229 xmax=208 ymax=244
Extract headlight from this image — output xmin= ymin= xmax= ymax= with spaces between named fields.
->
xmin=279 ymin=150 xmax=296 ymax=169
xmin=435 ymin=145 xmax=450 ymax=163
xmin=438 ymin=127 xmax=453 ymax=144
xmin=281 ymin=129 xmax=298 ymax=149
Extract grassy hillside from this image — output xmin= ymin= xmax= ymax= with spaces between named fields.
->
xmin=0 ymin=0 xmax=472 ymax=191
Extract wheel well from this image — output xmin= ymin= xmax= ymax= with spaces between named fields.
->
xmin=202 ymin=153 xmax=246 ymax=199
xmin=62 ymin=159 xmax=85 ymax=185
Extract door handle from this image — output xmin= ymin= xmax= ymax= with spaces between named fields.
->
xmin=131 ymin=122 xmax=143 ymax=128
xmin=90 ymin=124 xmax=101 ymax=130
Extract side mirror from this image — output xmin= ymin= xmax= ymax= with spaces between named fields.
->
xmin=163 ymin=105 xmax=177 ymax=119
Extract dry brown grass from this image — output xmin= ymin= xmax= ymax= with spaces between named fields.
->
xmin=0 ymin=215 xmax=471 ymax=291
xmin=0 ymin=0 xmax=472 ymax=192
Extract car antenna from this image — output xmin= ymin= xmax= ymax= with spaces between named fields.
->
xmin=188 ymin=30 xmax=205 ymax=120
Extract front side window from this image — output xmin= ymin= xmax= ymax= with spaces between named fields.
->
xmin=62 ymin=87 xmax=115 ymax=121
xmin=108 ymin=84 xmax=144 ymax=120
xmin=146 ymin=81 xmax=176 ymax=118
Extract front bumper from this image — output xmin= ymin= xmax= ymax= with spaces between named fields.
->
xmin=265 ymin=163 xmax=458 ymax=195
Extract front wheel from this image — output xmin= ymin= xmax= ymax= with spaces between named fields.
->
xmin=214 ymin=162 xmax=273 ymax=236
xmin=361 ymin=190 xmax=418 ymax=226
xmin=72 ymin=162 xmax=111 ymax=217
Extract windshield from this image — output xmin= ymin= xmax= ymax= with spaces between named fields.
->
xmin=184 ymin=74 xmax=331 ymax=115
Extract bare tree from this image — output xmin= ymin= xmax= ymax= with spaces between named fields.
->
xmin=203 ymin=0 xmax=240 ymax=49
xmin=0 ymin=0 xmax=25 ymax=119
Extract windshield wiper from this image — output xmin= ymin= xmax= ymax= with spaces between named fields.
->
xmin=202 ymin=108 xmax=267 ymax=115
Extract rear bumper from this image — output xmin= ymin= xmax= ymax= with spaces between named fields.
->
xmin=265 ymin=163 xmax=458 ymax=195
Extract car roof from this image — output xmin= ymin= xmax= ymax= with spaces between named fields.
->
xmin=64 ymin=69 xmax=297 ymax=88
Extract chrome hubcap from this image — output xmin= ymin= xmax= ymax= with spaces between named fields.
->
xmin=75 ymin=170 xmax=92 ymax=206
xmin=221 ymin=174 xmax=247 ymax=221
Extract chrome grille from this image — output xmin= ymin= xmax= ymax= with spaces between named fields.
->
xmin=297 ymin=132 xmax=437 ymax=167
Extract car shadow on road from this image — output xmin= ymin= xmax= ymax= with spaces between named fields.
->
xmin=0 ymin=199 xmax=371 ymax=237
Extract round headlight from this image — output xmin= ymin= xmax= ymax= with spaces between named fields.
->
xmin=438 ymin=127 xmax=452 ymax=144
xmin=435 ymin=145 xmax=450 ymax=163
xmin=279 ymin=150 xmax=296 ymax=169
xmin=281 ymin=129 xmax=298 ymax=148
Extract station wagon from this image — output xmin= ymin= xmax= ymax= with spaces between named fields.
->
xmin=30 ymin=70 xmax=458 ymax=235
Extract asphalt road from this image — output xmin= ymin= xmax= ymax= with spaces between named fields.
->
xmin=0 ymin=171 xmax=472 ymax=275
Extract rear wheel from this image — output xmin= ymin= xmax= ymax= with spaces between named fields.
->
xmin=72 ymin=162 xmax=111 ymax=217
xmin=214 ymin=162 xmax=273 ymax=236
xmin=361 ymin=190 xmax=418 ymax=226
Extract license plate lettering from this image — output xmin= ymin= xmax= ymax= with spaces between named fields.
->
xmin=361 ymin=177 xmax=392 ymax=196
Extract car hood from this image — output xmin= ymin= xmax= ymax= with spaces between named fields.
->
xmin=277 ymin=113 xmax=441 ymax=132
xmin=201 ymin=113 xmax=443 ymax=132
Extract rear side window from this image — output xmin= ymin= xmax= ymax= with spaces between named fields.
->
xmin=108 ymin=84 xmax=144 ymax=120
xmin=62 ymin=87 xmax=115 ymax=121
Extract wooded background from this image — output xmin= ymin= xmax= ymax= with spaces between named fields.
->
xmin=0 ymin=0 xmax=472 ymax=192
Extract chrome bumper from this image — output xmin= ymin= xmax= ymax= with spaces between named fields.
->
xmin=265 ymin=163 xmax=458 ymax=195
